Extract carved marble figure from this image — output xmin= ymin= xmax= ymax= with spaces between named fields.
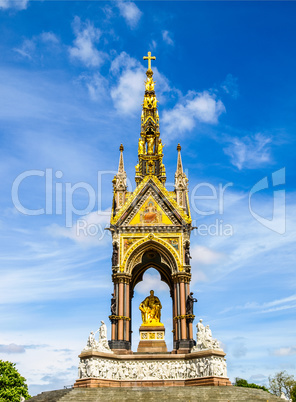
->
xmin=192 ymin=319 xmax=222 ymax=351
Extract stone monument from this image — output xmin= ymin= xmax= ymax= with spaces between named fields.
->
xmin=137 ymin=290 xmax=167 ymax=353
xmin=74 ymin=51 xmax=231 ymax=388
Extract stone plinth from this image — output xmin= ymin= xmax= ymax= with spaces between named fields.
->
xmin=74 ymin=349 xmax=231 ymax=388
xmin=29 ymin=386 xmax=284 ymax=401
xmin=137 ymin=325 xmax=167 ymax=353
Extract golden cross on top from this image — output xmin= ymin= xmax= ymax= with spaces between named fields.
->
xmin=143 ymin=51 xmax=156 ymax=71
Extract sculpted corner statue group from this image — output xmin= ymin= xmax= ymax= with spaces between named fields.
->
xmin=83 ymin=321 xmax=113 ymax=354
xmin=192 ymin=319 xmax=222 ymax=351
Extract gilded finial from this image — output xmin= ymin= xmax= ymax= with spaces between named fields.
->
xmin=143 ymin=51 xmax=156 ymax=73
xmin=119 ymin=144 xmax=124 ymax=152
xmin=177 ymin=144 xmax=181 ymax=152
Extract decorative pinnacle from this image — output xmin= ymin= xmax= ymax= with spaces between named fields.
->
xmin=118 ymin=144 xmax=125 ymax=174
xmin=143 ymin=51 xmax=156 ymax=72
xmin=176 ymin=143 xmax=183 ymax=176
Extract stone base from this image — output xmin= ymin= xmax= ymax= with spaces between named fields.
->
xmin=174 ymin=339 xmax=196 ymax=353
xmin=74 ymin=349 xmax=231 ymax=388
xmin=109 ymin=340 xmax=131 ymax=351
xmin=137 ymin=340 xmax=167 ymax=353
xmin=137 ymin=325 xmax=167 ymax=353
xmin=74 ymin=376 xmax=231 ymax=388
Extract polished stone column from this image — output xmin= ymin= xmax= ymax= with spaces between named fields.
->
xmin=109 ymin=273 xmax=131 ymax=351
xmin=173 ymin=272 xmax=194 ymax=352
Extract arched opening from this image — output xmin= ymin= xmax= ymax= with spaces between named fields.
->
xmin=126 ymin=247 xmax=175 ymax=352
xmin=110 ymin=239 xmax=194 ymax=352
xmin=132 ymin=267 xmax=173 ymax=351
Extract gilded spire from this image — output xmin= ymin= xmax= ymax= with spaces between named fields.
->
xmin=113 ymin=144 xmax=127 ymax=193
xmin=176 ymin=144 xmax=183 ymax=175
xmin=175 ymin=144 xmax=187 ymax=185
xmin=118 ymin=144 xmax=125 ymax=174
xmin=135 ymin=52 xmax=166 ymax=185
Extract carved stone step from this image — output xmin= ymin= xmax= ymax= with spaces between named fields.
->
xmin=29 ymin=386 xmax=283 ymax=402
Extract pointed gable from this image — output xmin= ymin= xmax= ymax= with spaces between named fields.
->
xmin=128 ymin=195 xmax=174 ymax=226
xmin=111 ymin=175 xmax=191 ymax=227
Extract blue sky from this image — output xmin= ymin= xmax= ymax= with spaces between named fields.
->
xmin=0 ymin=0 xmax=295 ymax=396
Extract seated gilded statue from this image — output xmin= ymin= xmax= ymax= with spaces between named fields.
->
xmin=139 ymin=290 xmax=163 ymax=326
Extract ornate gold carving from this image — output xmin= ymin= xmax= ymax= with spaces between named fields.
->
xmin=172 ymin=273 xmax=191 ymax=283
xmin=112 ymin=274 xmax=132 ymax=284
xmin=109 ymin=315 xmax=131 ymax=321
xmin=139 ymin=290 xmax=163 ymax=326
xmin=173 ymin=314 xmax=195 ymax=321
xmin=122 ymin=233 xmax=181 ymax=273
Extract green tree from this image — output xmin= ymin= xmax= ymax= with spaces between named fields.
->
xmin=234 ymin=377 xmax=269 ymax=392
xmin=291 ymin=384 xmax=296 ymax=402
xmin=269 ymin=370 xmax=296 ymax=400
xmin=0 ymin=360 xmax=31 ymax=402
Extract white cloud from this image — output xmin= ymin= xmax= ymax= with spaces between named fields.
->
xmin=39 ymin=32 xmax=59 ymax=44
xmin=110 ymin=52 xmax=173 ymax=115
xmin=191 ymin=245 xmax=226 ymax=266
xmin=14 ymin=32 xmax=59 ymax=60
xmin=47 ymin=209 xmax=111 ymax=247
xmin=221 ymin=73 xmax=239 ymax=99
xmin=150 ymin=40 xmax=157 ymax=49
xmin=135 ymin=271 xmax=168 ymax=294
xmin=69 ymin=17 xmax=105 ymax=67
xmin=78 ymin=73 xmax=109 ymax=101
xmin=190 ymin=245 xmax=226 ymax=283
xmin=0 ymin=0 xmax=28 ymax=9
xmin=110 ymin=52 xmax=145 ymax=114
xmin=110 ymin=50 xmax=139 ymax=74
xmin=221 ymin=294 xmax=296 ymax=315
xmin=162 ymin=91 xmax=225 ymax=142
xmin=223 ymin=133 xmax=272 ymax=170
xmin=117 ymin=1 xmax=142 ymax=29
xmin=14 ymin=39 xmax=35 ymax=59
xmin=272 ymin=347 xmax=296 ymax=356
xmin=111 ymin=68 xmax=144 ymax=114
xmin=162 ymin=30 xmax=174 ymax=46
xmin=0 ymin=343 xmax=26 ymax=353
xmin=0 ymin=343 xmax=47 ymax=354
